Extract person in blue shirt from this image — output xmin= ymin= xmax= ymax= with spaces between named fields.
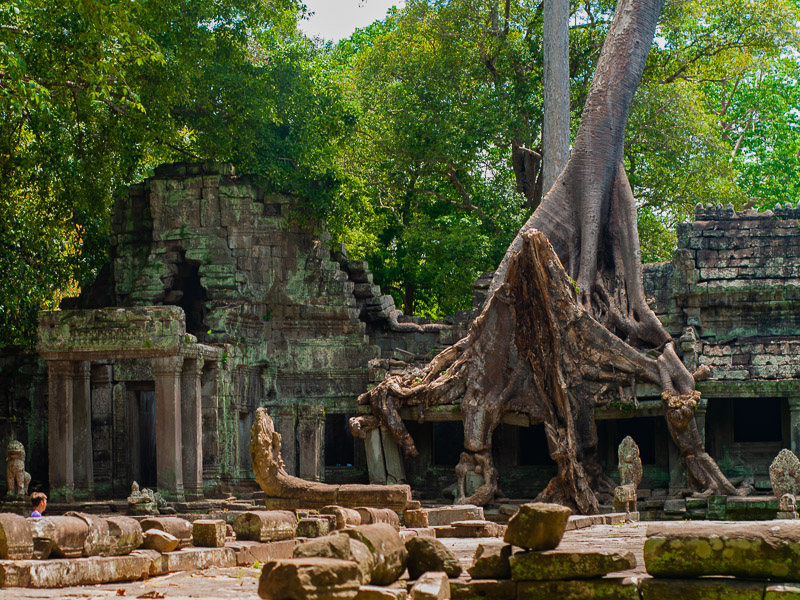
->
xmin=30 ymin=492 xmax=47 ymax=518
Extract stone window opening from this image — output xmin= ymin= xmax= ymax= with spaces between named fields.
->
xmin=164 ymin=254 xmax=209 ymax=341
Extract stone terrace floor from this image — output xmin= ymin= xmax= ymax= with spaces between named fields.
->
xmin=2 ymin=522 xmax=648 ymax=599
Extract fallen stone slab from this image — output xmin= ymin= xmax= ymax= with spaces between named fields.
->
xmin=0 ymin=513 xmax=33 ymax=559
xmin=426 ymin=506 xmax=484 ymax=527
xmin=468 ymin=543 xmax=511 ymax=579
xmin=343 ymin=524 xmax=407 ymax=585
xmin=644 ymin=521 xmax=800 ymax=580
xmin=229 ymin=539 xmax=298 ymax=566
xmin=233 ymin=510 xmax=297 ymax=542
xmin=564 ymin=515 xmax=603 ymax=532
xmin=410 ymin=571 xmax=450 ymax=600
xmin=503 ymin=503 xmax=571 ymax=551
xmin=28 ymin=515 xmax=89 ymax=558
xmin=192 ymin=519 xmax=226 ymax=547
xmin=106 ymin=516 xmax=143 ymax=556
xmin=510 ymin=549 xmax=635 ymax=581
xmin=150 ymin=546 xmax=236 ymax=575
xmin=142 ymin=529 xmax=178 ymax=553
xmin=258 ymin=557 xmax=362 ymax=600
xmin=449 ymin=520 xmax=505 ymax=538
xmin=405 ymin=536 xmax=462 ymax=579
xmin=297 ymin=517 xmax=331 ymax=538
xmin=0 ymin=553 xmax=153 ymax=588
xmin=450 ymin=579 xmax=517 ymax=600
xmin=355 ymin=584 xmax=408 ymax=600
xmin=357 ymin=507 xmax=400 ymax=529
xmin=294 ymin=533 xmax=375 ymax=584
xmin=323 ymin=506 xmax=362 ymax=529
xmin=517 ymin=577 xmax=641 ymax=600
xmin=337 ymin=484 xmax=412 ymax=513
xmin=140 ymin=516 xmax=193 ymax=549
xmin=640 ymin=577 xmax=765 ymax=600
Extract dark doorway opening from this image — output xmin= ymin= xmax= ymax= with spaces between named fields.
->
xmin=733 ymin=397 xmax=782 ymax=443
xmin=165 ymin=255 xmax=208 ymax=341
xmin=518 ymin=423 xmax=554 ymax=466
xmin=433 ymin=421 xmax=464 ymax=466
xmin=325 ymin=413 xmax=355 ymax=467
xmin=137 ymin=391 xmax=157 ymax=488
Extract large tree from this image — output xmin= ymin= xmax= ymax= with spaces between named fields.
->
xmin=352 ymin=0 xmax=737 ymax=513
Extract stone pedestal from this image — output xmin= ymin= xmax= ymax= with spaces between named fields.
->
xmin=181 ymin=357 xmax=204 ymax=500
xmin=47 ymin=360 xmax=75 ymax=502
xmin=72 ymin=361 xmax=94 ymax=499
xmin=152 ymin=356 xmax=184 ymax=500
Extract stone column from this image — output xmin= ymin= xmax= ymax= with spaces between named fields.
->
xmin=201 ymin=364 xmax=220 ymax=487
xmin=91 ymin=364 xmax=113 ymax=494
xmin=298 ymin=409 xmax=324 ymax=482
xmin=789 ymin=398 xmax=800 ymax=456
xmin=152 ymin=356 xmax=184 ymax=500
xmin=72 ymin=361 xmax=94 ymax=499
xmin=694 ymin=397 xmax=708 ymax=445
xmin=47 ymin=360 xmax=75 ymax=502
xmin=364 ymin=428 xmax=387 ymax=485
xmin=276 ymin=407 xmax=298 ymax=476
xmin=181 ymin=357 xmax=204 ymax=500
xmin=380 ymin=427 xmax=406 ymax=484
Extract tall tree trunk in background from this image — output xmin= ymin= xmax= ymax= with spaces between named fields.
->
xmin=353 ymin=0 xmax=737 ymax=513
xmin=542 ymin=0 xmax=570 ymax=194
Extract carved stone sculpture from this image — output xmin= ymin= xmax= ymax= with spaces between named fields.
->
xmin=770 ymin=449 xmax=800 ymax=501
xmin=613 ymin=436 xmax=642 ymax=513
xmin=778 ymin=493 xmax=798 ymax=519
xmin=6 ymin=441 xmax=31 ymax=498
xmin=250 ymin=407 xmax=412 ymax=511
xmin=127 ymin=481 xmax=157 ymax=515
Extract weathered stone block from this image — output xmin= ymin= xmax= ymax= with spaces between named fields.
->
xmin=426 ymin=506 xmax=484 ymax=527
xmin=142 ymin=528 xmax=179 ymax=552
xmin=233 ymin=511 xmax=297 ymax=542
xmin=451 ymin=579 xmax=517 ymax=600
xmin=404 ymin=510 xmax=429 ymax=528
xmin=468 ymin=543 xmax=512 ymax=580
xmin=343 ymin=524 xmax=407 ymax=586
xmin=0 ymin=513 xmax=33 ymax=559
xmin=411 ymin=571 xmax=450 ymax=600
xmin=258 ymin=557 xmax=362 ymax=600
xmin=323 ymin=506 xmax=362 ymax=530
xmin=644 ymin=521 xmax=800 ymax=580
xmin=106 ymin=516 xmax=143 ymax=556
xmin=297 ymin=517 xmax=330 ymax=538
xmin=357 ymin=507 xmax=400 ymax=529
xmin=28 ymin=516 xmax=89 ymax=558
xmin=192 ymin=519 xmax=226 ymax=548
xmin=640 ymin=578 xmax=765 ymax=600
xmin=516 ymin=577 xmax=640 ymax=600
xmin=355 ymin=585 xmax=408 ymax=600
xmin=503 ymin=503 xmax=571 ymax=551
xmin=405 ymin=536 xmax=462 ymax=579
xmin=510 ymin=549 xmax=635 ymax=581
xmin=141 ymin=517 xmax=193 ymax=549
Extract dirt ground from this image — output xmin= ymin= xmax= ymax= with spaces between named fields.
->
xmin=1 ymin=522 xmax=647 ymax=599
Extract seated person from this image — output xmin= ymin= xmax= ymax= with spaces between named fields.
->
xmin=30 ymin=492 xmax=47 ymax=518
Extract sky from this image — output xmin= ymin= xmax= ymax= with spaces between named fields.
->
xmin=299 ymin=0 xmax=405 ymax=41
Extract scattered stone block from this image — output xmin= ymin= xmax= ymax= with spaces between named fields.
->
xmin=233 ymin=510 xmax=297 ymax=542
xmin=141 ymin=517 xmax=192 ymax=549
xmin=106 ymin=516 xmax=143 ymax=556
xmin=503 ymin=503 xmax=571 ymax=551
xmin=404 ymin=509 xmax=429 ymax=528
xmin=357 ymin=507 xmax=400 ymax=529
xmin=405 ymin=536 xmax=462 ymax=579
xmin=410 ymin=571 xmax=450 ymax=600
xmin=151 ymin=546 xmax=236 ymax=574
xmin=230 ymin=539 xmax=298 ymax=566
xmin=298 ymin=517 xmax=331 ymax=538
xmin=640 ymin=577 xmax=765 ymax=600
xmin=295 ymin=533 xmax=353 ymax=560
xmin=451 ymin=579 xmax=517 ymax=600
xmin=323 ymin=506 xmax=362 ymax=529
xmin=355 ymin=585 xmax=408 ymax=600
xmin=426 ymin=506 xmax=484 ymax=527
xmin=66 ymin=512 xmax=112 ymax=557
xmin=510 ymin=549 xmax=635 ymax=581
xmin=258 ymin=557 xmax=362 ymax=600
xmin=14 ymin=554 xmax=154 ymax=588
xmin=644 ymin=521 xmax=800 ymax=580
xmin=343 ymin=523 xmax=408 ymax=585
xmin=450 ymin=520 xmax=504 ymax=538
xmin=192 ymin=519 xmax=226 ymax=547
xmin=662 ymin=499 xmax=686 ymax=515
xmin=517 ymin=577 xmax=640 ymax=600
xmin=468 ymin=543 xmax=512 ymax=579
xmin=0 ymin=513 xmax=33 ymax=559
xmin=142 ymin=529 xmax=179 ymax=553
xmin=28 ymin=516 xmax=89 ymax=558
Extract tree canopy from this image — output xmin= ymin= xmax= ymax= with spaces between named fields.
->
xmin=1 ymin=0 xmax=799 ymax=346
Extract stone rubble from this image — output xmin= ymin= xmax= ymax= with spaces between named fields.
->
xmin=503 ymin=503 xmax=571 ymax=551
xmin=405 ymin=536 xmax=462 ymax=580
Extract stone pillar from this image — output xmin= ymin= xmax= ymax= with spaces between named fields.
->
xmin=380 ymin=427 xmax=406 ymax=484
xmin=91 ymin=364 xmax=113 ymax=494
xmin=72 ymin=361 xmax=94 ymax=499
xmin=47 ymin=360 xmax=75 ymax=501
xmin=364 ymin=428 xmax=387 ymax=485
xmin=201 ymin=364 xmax=220 ymax=487
xmin=181 ymin=357 xmax=204 ymax=500
xmin=694 ymin=397 xmax=708 ymax=445
xmin=668 ymin=437 xmax=687 ymax=494
xmin=276 ymin=408 xmax=297 ymax=476
xmin=789 ymin=398 xmax=800 ymax=456
xmin=298 ymin=409 xmax=324 ymax=482
xmin=152 ymin=356 xmax=184 ymax=500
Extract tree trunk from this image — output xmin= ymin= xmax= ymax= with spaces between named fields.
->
xmin=352 ymin=0 xmax=737 ymax=512
xmin=542 ymin=0 xmax=570 ymax=194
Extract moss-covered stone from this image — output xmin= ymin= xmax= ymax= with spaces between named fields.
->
xmin=503 ymin=503 xmax=571 ymax=551
xmin=509 ymin=549 xmax=635 ymax=581
xmin=516 ymin=577 xmax=640 ymax=600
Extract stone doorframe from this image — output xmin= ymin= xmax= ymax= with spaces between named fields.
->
xmin=37 ymin=306 xmax=223 ymax=501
